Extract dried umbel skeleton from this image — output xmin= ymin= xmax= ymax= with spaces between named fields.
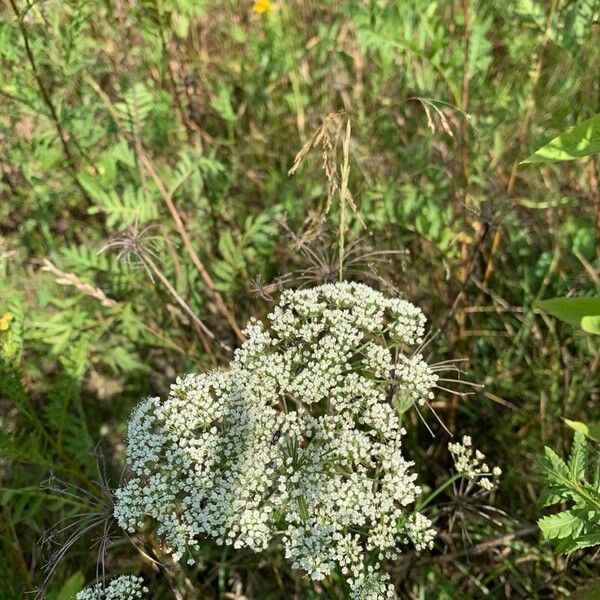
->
xmin=112 ymin=282 xmax=464 ymax=598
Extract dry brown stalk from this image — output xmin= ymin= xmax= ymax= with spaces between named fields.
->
xmin=7 ymin=0 xmax=92 ymax=204
xmin=137 ymin=151 xmax=244 ymax=343
xmin=83 ymin=74 xmax=244 ymax=344
xmin=41 ymin=259 xmax=117 ymax=308
xmin=288 ymin=113 xmax=366 ymax=282
xmin=484 ymin=0 xmax=560 ymax=287
xmin=288 ymin=112 xmax=365 ymax=229
xmin=139 ymin=252 xmax=230 ymax=352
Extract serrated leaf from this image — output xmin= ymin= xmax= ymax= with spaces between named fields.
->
xmin=553 ymin=536 xmax=579 ymax=553
xmin=521 ymin=113 xmax=600 ymax=163
xmin=571 ymin=530 xmax=600 ymax=551
xmin=564 ymin=419 xmax=600 ymax=444
xmin=539 ymin=510 xmax=585 ymax=539
xmin=77 ymin=171 xmax=108 ymax=202
xmin=543 ymin=446 xmax=570 ymax=477
xmin=110 ymin=139 xmax=136 ymax=167
xmin=568 ymin=431 xmax=588 ymax=481
xmin=540 ymin=446 xmax=578 ymax=506
xmin=218 ymin=231 xmax=238 ymax=264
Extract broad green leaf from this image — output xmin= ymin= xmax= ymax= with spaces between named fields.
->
xmin=535 ymin=297 xmax=600 ymax=329
xmin=521 ymin=113 xmax=600 ymax=163
xmin=56 ymin=571 xmax=84 ymax=600
xmin=564 ymin=419 xmax=600 ymax=444
xmin=582 ymin=315 xmax=600 ymax=335
xmin=539 ymin=509 xmax=584 ymax=539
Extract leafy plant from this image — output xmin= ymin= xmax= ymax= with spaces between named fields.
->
xmin=522 ymin=113 xmax=600 ymax=164
xmin=535 ymin=297 xmax=600 ymax=335
xmin=2 ymin=0 xmax=600 ymax=596
xmin=539 ymin=431 xmax=600 ymax=553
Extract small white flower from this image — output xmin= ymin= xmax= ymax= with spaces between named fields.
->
xmin=448 ymin=435 xmax=501 ymax=490
xmin=75 ymin=575 xmax=147 ymax=600
xmin=113 ymin=283 xmax=456 ymax=598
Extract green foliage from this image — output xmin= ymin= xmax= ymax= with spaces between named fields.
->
xmin=1 ymin=0 xmax=599 ymax=596
xmin=535 ymin=297 xmax=600 ymax=334
xmin=81 ymin=176 xmax=158 ymax=228
xmin=55 ymin=572 xmax=85 ymax=600
xmin=565 ymin=419 xmax=600 ymax=444
xmin=522 ymin=113 xmax=600 ymax=164
xmin=213 ymin=212 xmax=278 ymax=292
xmin=538 ymin=432 xmax=600 ymax=553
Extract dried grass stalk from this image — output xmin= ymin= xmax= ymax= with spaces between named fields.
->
xmin=41 ymin=259 xmax=117 ymax=308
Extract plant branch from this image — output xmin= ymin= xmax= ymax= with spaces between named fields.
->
xmin=83 ymin=74 xmax=245 ymax=343
xmin=7 ymin=0 xmax=90 ymax=202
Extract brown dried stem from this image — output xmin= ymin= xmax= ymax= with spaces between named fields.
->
xmin=83 ymin=74 xmax=244 ymax=343
xmin=41 ymin=259 xmax=117 ymax=308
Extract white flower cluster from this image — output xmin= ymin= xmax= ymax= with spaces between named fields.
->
xmin=74 ymin=575 xmax=147 ymax=600
xmin=115 ymin=282 xmax=438 ymax=599
xmin=394 ymin=353 xmax=438 ymax=411
xmin=448 ymin=435 xmax=502 ymax=491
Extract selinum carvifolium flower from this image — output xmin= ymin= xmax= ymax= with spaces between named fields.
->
xmin=75 ymin=575 xmax=147 ymax=599
xmin=114 ymin=282 xmax=442 ymax=599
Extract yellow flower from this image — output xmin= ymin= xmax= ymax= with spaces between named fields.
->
xmin=0 ymin=311 xmax=13 ymax=331
xmin=252 ymin=0 xmax=274 ymax=14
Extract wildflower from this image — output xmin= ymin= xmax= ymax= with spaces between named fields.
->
xmin=252 ymin=0 xmax=274 ymax=15
xmin=394 ymin=353 xmax=438 ymax=410
xmin=0 ymin=311 xmax=13 ymax=331
xmin=75 ymin=575 xmax=147 ymax=599
xmin=448 ymin=435 xmax=501 ymax=491
xmin=115 ymin=283 xmax=439 ymax=598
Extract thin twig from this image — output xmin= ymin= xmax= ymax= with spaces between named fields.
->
xmin=41 ymin=259 xmax=117 ymax=307
xmin=141 ymin=252 xmax=230 ymax=352
xmin=484 ymin=0 xmax=560 ymax=286
xmin=151 ymin=0 xmax=196 ymax=142
xmin=7 ymin=0 xmax=91 ymax=202
xmin=83 ymin=74 xmax=245 ymax=343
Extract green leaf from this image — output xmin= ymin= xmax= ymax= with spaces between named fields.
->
xmin=297 ymin=496 xmax=309 ymax=522
xmin=572 ymin=530 xmax=600 ymax=551
xmin=539 ymin=509 xmax=585 ymax=539
xmin=582 ymin=315 xmax=600 ymax=335
xmin=173 ymin=13 xmax=190 ymax=38
xmin=543 ymin=446 xmax=570 ymax=478
xmin=534 ymin=297 xmax=600 ymax=329
xmin=211 ymin=86 xmax=237 ymax=123
xmin=564 ymin=419 xmax=600 ymax=444
xmin=56 ymin=570 xmax=84 ymax=600
xmin=521 ymin=113 xmax=600 ymax=163
xmin=568 ymin=432 xmax=587 ymax=481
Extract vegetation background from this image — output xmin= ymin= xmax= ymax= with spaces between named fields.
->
xmin=1 ymin=0 xmax=599 ymax=598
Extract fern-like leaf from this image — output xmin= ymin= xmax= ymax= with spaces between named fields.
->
xmin=538 ymin=431 xmax=600 ymax=553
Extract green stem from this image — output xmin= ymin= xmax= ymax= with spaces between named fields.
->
xmin=416 ymin=473 xmax=462 ymax=511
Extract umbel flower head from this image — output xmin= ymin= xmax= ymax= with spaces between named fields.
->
xmin=115 ymin=282 xmax=440 ymax=599
xmin=75 ymin=575 xmax=147 ymax=599
xmin=449 ymin=435 xmax=502 ymax=491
